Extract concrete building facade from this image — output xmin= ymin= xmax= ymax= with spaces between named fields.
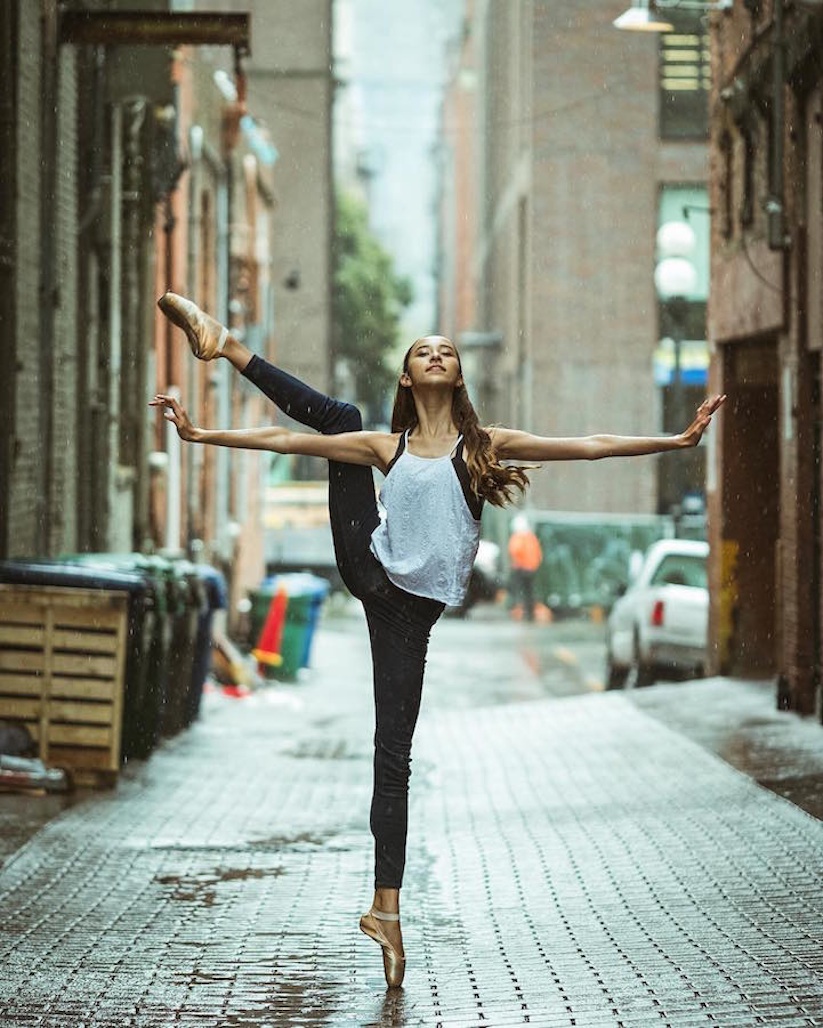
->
xmin=439 ymin=0 xmax=710 ymax=515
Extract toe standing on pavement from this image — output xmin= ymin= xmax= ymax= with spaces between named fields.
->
xmin=150 ymin=292 xmax=726 ymax=990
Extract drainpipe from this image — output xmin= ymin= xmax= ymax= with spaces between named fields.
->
xmin=163 ymin=196 xmax=176 ymax=387
xmin=165 ymin=386 xmax=183 ymax=552
xmin=0 ymin=1 xmax=17 ymax=557
xmin=187 ymin=125 xmax=202 ymax=553
xmin=813 ymin=364 xmax=822 ymax=719
xmin=213 ymin=153 xmax=231 ymax=561
xmin=76 ymin=45 xmax=105 ymax=552
xmin=39 ymin=0 xmax=60 ymax=554
xmin=767 ymin=0 xmax=787 ymax=251
xmin=108 ymin=102 xmax=123 ymax=550
xmin=121 ymin=98 xmax=147 ymax=551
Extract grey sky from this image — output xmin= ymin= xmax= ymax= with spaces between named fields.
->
xmin=336 ymin=0 xmax=464 ymax=336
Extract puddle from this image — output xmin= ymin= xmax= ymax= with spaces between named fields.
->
xmin=248 ymin=830 xmax=335 ymax=852
xmin=154 ymin=864 xmax=284 ymax=905
xmin=287 ymin=738 xmax=364 ymax=761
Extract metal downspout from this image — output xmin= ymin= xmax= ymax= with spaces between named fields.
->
xmin=767 ymin=0 xmax=787 ymax=251
xmin=212 ymin=152 xmax=231 ymax=561
xmin=39 ymin=0 xmax=59 ymax=554
xmin=812 ymin=365 xmax=822 ymax=719
xmin=0 ymin=0 xmax=18 ymax=558
xmin=76 ymin=45 xmax=105 ymax=552
xmin=187 ymin=127 xmax=202 ymax=553
xmin=121 ymin=98 xmax=147 ymax=552
xmin=108 ymin=102 xmax=123 ymax=550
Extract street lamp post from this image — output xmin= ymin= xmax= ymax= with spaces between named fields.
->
xmin=654 ymin=221 xmax=698 ymax=521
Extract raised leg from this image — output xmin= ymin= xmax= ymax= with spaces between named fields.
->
xmin=241 ymin=354 xmax=380 ymax=596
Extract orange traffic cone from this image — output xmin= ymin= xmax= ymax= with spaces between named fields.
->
xmin=252 ymin=585 xmax=287 ymax=668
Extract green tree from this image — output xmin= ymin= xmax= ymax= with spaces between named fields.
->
xmin=332 ymin=191 xmax=413 ymax=423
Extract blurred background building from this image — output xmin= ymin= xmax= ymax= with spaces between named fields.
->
xmin=437 ymin=0 xmax=711 ymax=516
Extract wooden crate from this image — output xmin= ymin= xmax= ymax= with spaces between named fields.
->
xmin=0 ymin=584 xmax=129 ymax=786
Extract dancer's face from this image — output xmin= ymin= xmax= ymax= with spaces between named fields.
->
xmin=401 ymin=337 xmax=463 ymax=389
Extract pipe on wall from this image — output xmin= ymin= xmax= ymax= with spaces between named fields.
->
xmin=108 ymin=102 xmax=123 ymax=549
xmin=38 ymin=0 xmax=60 ymax=553
xmin=0 ymin=0 xmax=18 ymax=557
xmin=767 ymin=0 xmax=787 ymax=251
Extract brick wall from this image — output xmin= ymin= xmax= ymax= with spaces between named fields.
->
xmin=475 ymin=0 xmax=707 ymax=514
xmin=439 ymin=4 xmax=479 ymax=342
xmin=9 ymin=7 xmax=80 ymax=558
xmin=707 ymin=0 xmax=823 ymax=709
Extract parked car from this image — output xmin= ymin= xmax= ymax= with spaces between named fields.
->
xmin=605 ymin=538 xmax=709 ymax=689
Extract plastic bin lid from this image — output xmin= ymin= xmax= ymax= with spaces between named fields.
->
xmin=194 ymin=564 xmax=229 ymax=609
xmin=0 ymin=560 xmax=151 ymax=598
xmin=260 ymin=572 xmax=330 ymax=597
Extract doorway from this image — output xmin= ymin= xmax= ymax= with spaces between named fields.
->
xmin=720 ymin=340 xmax=779 ymax=676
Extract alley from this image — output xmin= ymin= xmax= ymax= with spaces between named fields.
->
xmin=1 ymin=611 xmax=823 ymax=1027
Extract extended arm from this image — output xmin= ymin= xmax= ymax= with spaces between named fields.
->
xmin=149 ymin=393 xmax=393 ymax=469
xmin=490 ymin=394 xmax=726 ymax=463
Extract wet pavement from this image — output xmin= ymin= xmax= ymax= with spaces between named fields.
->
xmin=1 ymin=609 xmax=823 ymax=1026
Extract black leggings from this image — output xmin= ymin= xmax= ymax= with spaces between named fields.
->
xmin=243 ymin=355 xmax=445 ymax=889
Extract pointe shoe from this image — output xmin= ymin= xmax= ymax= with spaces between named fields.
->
xmin=359 ymin=907 xmax=405 ymax=988
xmin=157 ymin=292 xmax=228 ymax=361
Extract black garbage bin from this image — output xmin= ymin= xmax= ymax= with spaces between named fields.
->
xmin=0 ymin=560 xmax=156 ymax=763
xmin=57 ymin=553 xmax=177 ymax=757
xmin=187 ymin=564 xmax=228 ymax=726
xmin=60 ymin=554 xmax=224 ymax=741
xmin=161 ymin=560 xmax=206 ymax=737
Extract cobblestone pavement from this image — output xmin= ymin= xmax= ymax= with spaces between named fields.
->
xmin=1 ymin=615 xmax=823 ymax=1027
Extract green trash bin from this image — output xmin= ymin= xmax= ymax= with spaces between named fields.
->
xmin=250 ymin=574 xmax=328 ymax=681
xmin=279 ymin=590 xmax=311 ymax=680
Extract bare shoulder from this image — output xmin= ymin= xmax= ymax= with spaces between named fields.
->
xmin=486 ymin=425 xmax=525 ymax=458
xmin=368 ymin=430 xmax=403 ymax=472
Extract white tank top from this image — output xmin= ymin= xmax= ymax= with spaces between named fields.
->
xmin=370 ymin=430 xmax=482 ymax=606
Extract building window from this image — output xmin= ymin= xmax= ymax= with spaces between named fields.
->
xmin=659 ymin=12 xmax=710 ymax=140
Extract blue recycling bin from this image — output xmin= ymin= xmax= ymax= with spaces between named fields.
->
xmin=250 ymin=573 xmax=329 ymax=680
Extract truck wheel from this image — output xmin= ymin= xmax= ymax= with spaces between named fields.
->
xmin=606 ymin=660 xmax=628 ymax=690
xmin=625 ymin=637 xmax=655 ymax=689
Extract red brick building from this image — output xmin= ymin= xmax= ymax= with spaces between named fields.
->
xmin=707 ymin=0 xmax=823 ymax=715
xmin=0 ymin=1 xmax=333 ymax=631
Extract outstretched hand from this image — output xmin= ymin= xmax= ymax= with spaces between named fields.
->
xmin=680 ymin=394 xmax=726 ymax=448
xmin=149 ymin=394 xmax=198 ymax=441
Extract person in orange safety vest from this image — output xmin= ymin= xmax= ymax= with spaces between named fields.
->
xmin=508 ymin=515 xmax=543 ymax=621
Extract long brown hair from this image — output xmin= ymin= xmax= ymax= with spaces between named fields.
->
xmin=389 ymin=341 xmax=531 ymax=507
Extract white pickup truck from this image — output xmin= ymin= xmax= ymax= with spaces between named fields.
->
xmin=605 ymin=538 xmax=709 ymax=689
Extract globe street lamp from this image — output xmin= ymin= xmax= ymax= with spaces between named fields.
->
xmin=613 ymin=0 xmax=732 ymax=32
xmin=654 ymin=221 xmax=698 ymax=516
